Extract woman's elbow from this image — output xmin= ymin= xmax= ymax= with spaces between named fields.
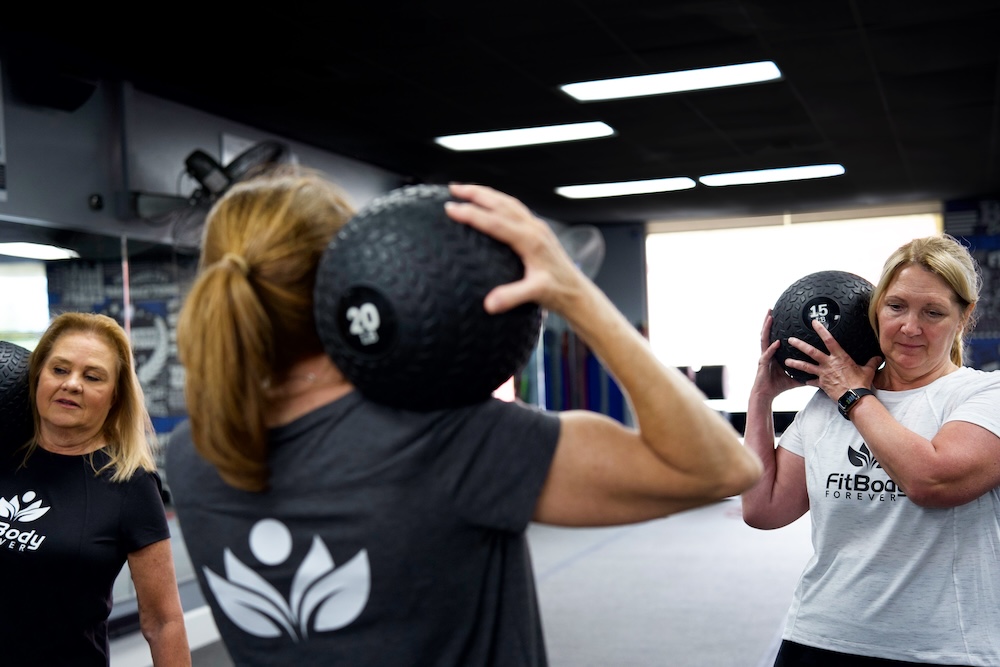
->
xmin=696 ymin=454 xmax=763 ymax=505
xmin=902 ymin=481 xmax=980 ymax=509
xmin=723 ymin=449 xmax=764 ymax=497
xmin=139 ymin=612 xmax=184 ymax=647
xmin=139 ymin=618 xmax=165 ymax=646
xmin=739 ymin=476 xmax=803 ymax=531
xmin=741 ymin=507 xmax=779 ymax=530
xmin=740 ymin=501 xmax=796 ymax=530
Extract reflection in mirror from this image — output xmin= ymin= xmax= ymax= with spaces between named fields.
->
xmin=0 ymin=217 xmax=197 ymax=437
xmin=1 ymin=216 xmax=202 ymax=621
xmin=0 ymin=218 xmax=120 ymax=349
xmin=0 ymin=258 xmax=49 ymax=349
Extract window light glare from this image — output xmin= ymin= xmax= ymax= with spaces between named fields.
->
xmin=556 ymin=177 xmax=697 ymax=199
xmin=561 ymin=61 xmax=782 ymax=102
xmin=699 ymin=164 xmax=846 ymax=187
xmin=0 ymin=242 xmax=80 ymax=261
xmin=435 ymin=121 xmax=614 ymax=151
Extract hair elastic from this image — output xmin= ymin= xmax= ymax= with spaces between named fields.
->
xmin=222 ymin=252 xmax=250 ymax=276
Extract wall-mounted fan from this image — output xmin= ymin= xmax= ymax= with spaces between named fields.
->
xmin=557 ymin=224 xmax=606 ymax=280
xmin=521 ymin=222 xmax=608 ymax=410
xmin=133 ymin=140 xmax=292 ymax=250
xmin=541 ymin=223 xmax=606 ymax=333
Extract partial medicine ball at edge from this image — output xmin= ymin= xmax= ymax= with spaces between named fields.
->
xmin=769 ymin=270 xmax=882 ymax=383
xmin=314 ymin=184 xmax=542 ymax=410
xmin=0 ymin=340 xmax=34 ymax=449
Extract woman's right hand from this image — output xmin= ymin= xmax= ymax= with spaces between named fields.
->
xmin=447 ymin=182 xmax=762 ymax=527
xmin=754 ymin=311 xmax=803 ymax=401
xmin=444 ymin=182 xmax=587 ymax=318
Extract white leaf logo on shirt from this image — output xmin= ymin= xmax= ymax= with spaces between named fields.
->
xmin=203 ymin=518 xmax=370 ymax=640
xmin=0 ymin=491 xmax=51 ymax=523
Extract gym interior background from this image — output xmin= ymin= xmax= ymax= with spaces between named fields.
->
xmin=1 ymin=8 xmax=999 ymax=665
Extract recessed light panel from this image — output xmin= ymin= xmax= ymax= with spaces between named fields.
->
xmin=435 ymin=121 xmax=614 ymax=151
xmin=561 ymin=61 xmax=782 ymax=102
xmin=556 ymin=177 xmax=697 ymax=199
xmin=699 ymin=164 xmax=845 ymax=187
xmin=0 ymin=242 xmax=80 ymax=261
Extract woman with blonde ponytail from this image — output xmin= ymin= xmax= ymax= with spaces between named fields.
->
xmin=176 ymin=170 xmax=355 ymax=492
xmin=167 ymin=172 xmax=760 ymax=667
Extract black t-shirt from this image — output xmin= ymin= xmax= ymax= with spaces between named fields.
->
xmin=0 ymin=447 xmax=169 ymax=666
xmin=166 ymin=392 xmax=561 ymax=667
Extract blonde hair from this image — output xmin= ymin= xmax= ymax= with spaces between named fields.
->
xmin=27 ymin=312 xmax=157 ymax=481
xmin=868 ymin=234 xmax=980 ymax=366
xmin=177 ymin=169 xmax=355 ymax=492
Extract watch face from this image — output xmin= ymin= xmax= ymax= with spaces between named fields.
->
xmin=839 ymin=388 xmax=873 ymax=419
xmin=838 ymin=390 xmax=859 ymax=418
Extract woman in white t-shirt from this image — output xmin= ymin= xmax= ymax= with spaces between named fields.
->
xmin=742 ymin=234 xmax=1000 ymax=666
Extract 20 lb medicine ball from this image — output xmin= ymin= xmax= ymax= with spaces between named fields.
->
xmin=769 ymin=270 xmax=882 ymax=383
xmin=314 ymin=184 xmax=542 ymax=410
xmin=0 ymin=340 xmax=34 ymax=449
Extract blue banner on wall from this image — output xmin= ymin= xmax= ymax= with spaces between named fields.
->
xmin=945 ymin=196 xmax=1000 ymax=371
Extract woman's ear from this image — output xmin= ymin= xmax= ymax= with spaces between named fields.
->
xmin=960 ymin=302 xmax=975 ymax=331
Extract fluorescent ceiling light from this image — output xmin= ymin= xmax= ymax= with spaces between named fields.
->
xmin=435 ymin=121 xmax=614 ymax=151
xmin=556 ymin=177 xmax=697 ymax=199
xmin=699 ymin=164 xmax=846 ymax=187
xmin=0 ymin=242 xmax=80 ymax=261
xmin=561 ymin=61 xmax=782 ymax=102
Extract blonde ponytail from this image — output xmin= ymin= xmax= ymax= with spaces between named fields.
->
xmin=177 ymin=169 xmax=355 ymax=491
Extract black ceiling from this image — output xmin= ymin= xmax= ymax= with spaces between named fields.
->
xmin=3 ymin=1 xmax=999 ymax=226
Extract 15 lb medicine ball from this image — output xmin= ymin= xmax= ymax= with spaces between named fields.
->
xmin=769 ymin=270 xmax=882 ymax=383
xmin=314 ymin=184 xmax=542 ymax=410
xmin=0 ymin=340 xmax=34 ymax=449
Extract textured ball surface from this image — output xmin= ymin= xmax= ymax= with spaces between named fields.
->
xmin=314 ymin=184 xmax=542 ymax=410
xmin=0 ymin=340 xmax=33 ymax=449
xmin=769 ymin=270 xmax=882 ymax=382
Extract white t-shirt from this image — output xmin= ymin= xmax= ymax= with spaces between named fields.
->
xmin=779 ymin=366 xmax=1000 ymax=665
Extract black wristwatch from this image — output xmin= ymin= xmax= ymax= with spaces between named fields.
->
xmin=838 ymin=388 xmax=875 ymax=420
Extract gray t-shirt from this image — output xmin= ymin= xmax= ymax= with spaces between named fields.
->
xmin=779 ymin=366 xmax=1000 ymax=664
xmin=166 ymin=392 xmax=560 ymax=667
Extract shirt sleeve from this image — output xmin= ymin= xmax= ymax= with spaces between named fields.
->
xmin=120 ymin=469 xmax=171 ymax=553
xmin=945 ymin=369 xmax=1000 ymax=438
xmin=777 ymin=389 xmax=830 ymax=458
xmin=435 ymin=399 xmax=561 ymax=533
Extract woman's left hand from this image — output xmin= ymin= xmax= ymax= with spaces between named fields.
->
xmin=785 ymin=318 xmax=882 ymax=399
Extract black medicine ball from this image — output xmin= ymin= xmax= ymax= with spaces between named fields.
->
xmin=314 ymin=184 xmax=542 ymax=410
xmin=769 ymin=270 xmax=882 ymax=383
xmin=0 ymin=340 xmax=34 ymax=449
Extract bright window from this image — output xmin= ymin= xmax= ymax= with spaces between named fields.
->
xmin=646 ymin=209 xmax=941 ymax=413
xmin=0 ymin=260 xmax=49 ymax=349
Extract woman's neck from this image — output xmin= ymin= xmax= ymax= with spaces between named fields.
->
xmin=35 ymin=427 xmax=106 ymax=456
xmin=875 ymin=360 xmax=960 ymax=391
xmin=263 ymin=354 xmax=354 ymax=427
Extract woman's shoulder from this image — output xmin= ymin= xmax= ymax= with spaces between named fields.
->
xmin=450 ymin=396 xmax=561 ymax=430
xmin=943 ymin=365 xmax=1000 ymax=389
xmin=163 ymin=420 xmax=198 ymax=463
xmin=925 ymin=366 xmax=1000 ymax=410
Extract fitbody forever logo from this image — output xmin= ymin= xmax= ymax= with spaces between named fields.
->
xmin=204 ymin=518 xmax=371 ymax=641
xmin=825 ymin=442 xmax=906 ymax=500
xmin=0 ymin=491 xmax=50 ymax=551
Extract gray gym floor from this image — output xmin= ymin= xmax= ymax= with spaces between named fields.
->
xmin=111 ymin=497 xmax=812 ymax=667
